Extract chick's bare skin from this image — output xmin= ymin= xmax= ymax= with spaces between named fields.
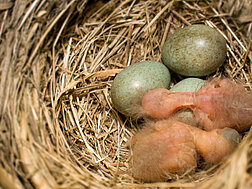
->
xmin=131 ymin=120 xmax=240 ymax=182
xmin=142 ymin=79 xmax=252 ymax=132
xmin=192 ymin=127 xmax=240 ymax=164
xmin=194 ymin=79 xmax=252 ymax=132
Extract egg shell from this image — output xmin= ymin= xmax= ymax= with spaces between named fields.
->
xmin=111 ymin=61 xmax=171 ymax=116
xmin=170 ymin=78 xmax=205 ymax=92
xmin=162 ymin=24 xmax=227 ymax=76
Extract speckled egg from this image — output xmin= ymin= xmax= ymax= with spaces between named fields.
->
xmin=111 ymin=61 xmax=171 ymax=116
xmin=162 ymin=24 xmax=227 ymax=76
xmin=170 ymin=78 xmax=205 ymax=92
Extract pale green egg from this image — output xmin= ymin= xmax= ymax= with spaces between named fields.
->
xmin=170 ymin=78 xmax=205 ymax=92
xmin=162 ymin=24 xmax=227 ymax=76
xmin=111 ymin=61 xmax=171 ymax=116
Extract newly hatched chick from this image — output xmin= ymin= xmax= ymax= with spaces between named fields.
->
xmin=131 ymin=119 xmax=240 ymax=182
xmin=131 ymin=120 xmax=197 ymax=182
xmin=194 ymin=79 xmax=252 ymax=132
xmin=142 ymin=79 xmax=252 ymax=132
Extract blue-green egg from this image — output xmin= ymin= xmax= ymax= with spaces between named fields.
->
xmin=162 ymin=24 xmax=227 ymax=76
xmin=111 ymin=61 xmax=171 ymax=116
xmin=170 ymin=78 xmax=205 ymax=92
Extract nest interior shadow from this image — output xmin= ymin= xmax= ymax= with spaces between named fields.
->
xmin=0 ymin=0 xmax=252 ymax=188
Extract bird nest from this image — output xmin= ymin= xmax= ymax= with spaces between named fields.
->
xmin=0 ymin=0 xmax=252 ymax=188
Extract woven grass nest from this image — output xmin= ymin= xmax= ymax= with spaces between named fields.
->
xmin=0 ymin=0 xmax=252 ymax=188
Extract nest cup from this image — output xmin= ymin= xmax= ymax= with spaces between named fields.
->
xmin=0 ymin=0 xmax=252 ymax=188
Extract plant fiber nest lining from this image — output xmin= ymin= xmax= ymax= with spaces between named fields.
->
xmin=0 ymin=0 xmax=252 ymax=188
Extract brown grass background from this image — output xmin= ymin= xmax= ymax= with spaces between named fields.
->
xmin=0 ymin=0 xmax=252 ymax=188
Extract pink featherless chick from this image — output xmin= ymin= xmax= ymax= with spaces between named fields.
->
xmin=131 ymin=119 xmax=240 ymax=182
xmin=142 ymin=79 xmax=252 ymax=132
